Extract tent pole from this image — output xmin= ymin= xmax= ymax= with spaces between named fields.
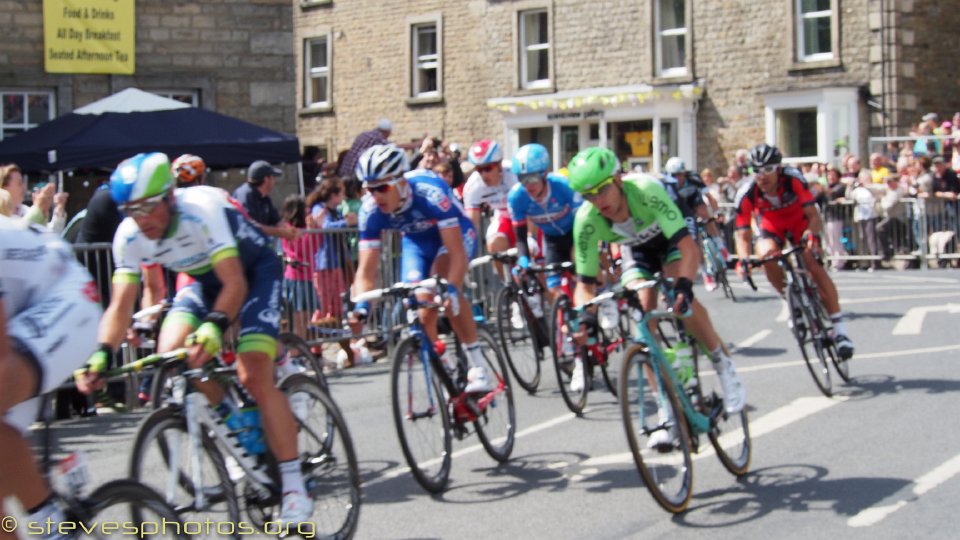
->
xmin=297 ymin=161 xmax=305 ymax=196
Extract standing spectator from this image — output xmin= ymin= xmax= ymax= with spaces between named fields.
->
xmin=232 ymin=160 xmax=298 ymax=241
xmin=842 ymin=155 xmax=862 ymax=183
xmin=850 ymin=173 xmax=880 ymax=271
xmin=336 ymin=119 xmax=393 ymax=181
xmin=913 ymin=122 xmax=940 ymax=157
xmin=870 ymin=153 xmax=891 ymax=184
xmin=941 ymin=122 xmax=954 ymax=165
xmin=1 ymin=164 xmax=67 ymax=232
xmin=931 ymin=155 xmax=960 ymax=200
xmin=823 ymin=164 xmax=849 ymax=270
xmin=734 ymin=149 xmax=752 ymax=178
xmin=279 ymin=195 xmax=319 ymax=342
xmin=877 ymin=175 xmax=909 ymax=262
xmin=300 ymin=145 xmax=322 ymax=195
xmin=700 ymin=167 xmax=721 ymax=213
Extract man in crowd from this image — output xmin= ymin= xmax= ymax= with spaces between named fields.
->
xmin=337 ymin=119 xmax=393 ymax=180
xmin=232 ymin=160 xmax=299 ymax=241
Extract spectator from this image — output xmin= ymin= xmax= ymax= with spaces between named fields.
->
xmin=870 ymin=153 xmax=891 ymax=184
xmin=232 ymin=160 xmax=298 ymax=241
xmin=1 ymin=164 xmax=67 ymax=232
xmin=941 ymin=122 xmax=954 ymax=165
xmin=301 ymin=145 xmax=323 ymax=195
xmin=877 ymin=175 xmax=909 ymax=262
xmin=412 ymin=136 xmax=443 ymax=171
xmin=279 ymin=194 xmax=319 ymax=342
xmin=336 ymin=118 xmax=393 ymax=180
xmin=913 ymin=122 xmax=941 ymax=157
xmin=849 ymin=173 xmax=880 ymax=270
xmin=700 ymin=167 xmax=722 ymax=214
xmin=913 ymin=156 xmax=934 ymax=197
xmin=931 ymin=155 xmax=960 ymax=200
xmin=734 ymin=148 xmax=752 ymax=178
xmin=823 ymin=164 xmax=849 ymax=270
xmin=0 ymin=187 xmax=11 ymax=216
xmin=306 ymin=177 xmax=354 ymax=322
xmin=842 ymin=155 xmax=861 ymax=183
xmin=433 ymin=160 xmax=455 ymax=188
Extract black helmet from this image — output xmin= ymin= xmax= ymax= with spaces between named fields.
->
xmin=749 ymin=143 xmax=782 ymax=168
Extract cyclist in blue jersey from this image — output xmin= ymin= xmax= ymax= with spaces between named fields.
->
xmin=350 ymin=144 xmax=492 ymax=393
xmin=508 ymin=143 xmax=582 ymax=299
xmin=77 ymin=153 xmax=313 ymax=525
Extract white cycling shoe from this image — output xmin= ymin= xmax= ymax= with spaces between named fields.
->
xmin=465 ymin=366 xmax=494 ymax=393
xmin=715 ymin=356 xmax=746 ymax=414
xmin=279 ymin=491 xmax=313 ymax=525
xmin=646 ymin=406 xmax=677 ymax=450
xmin=569 ymin=358 xmax=585 ymax=393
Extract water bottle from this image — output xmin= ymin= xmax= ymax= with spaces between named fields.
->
xmin=435 ymin=339 xmax=457 ymax=376
xmin=672 ymin=341 xmax=697 ymax=389
xmin=526 ymin=292 xmax=543 ymax=318
xmin=599 ymin=299 xmax=618 ymax=330
xmin=240 ymin=406 xmax=267 ymax=455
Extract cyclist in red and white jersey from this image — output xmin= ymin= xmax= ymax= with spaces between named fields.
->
xmin=733 ymin=143 xmax=854 ymax=359
xmin=462 ymin=140 xmax=518 ymax=275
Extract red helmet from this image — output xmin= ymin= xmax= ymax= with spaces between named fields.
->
xmin=171 ymin=154 xmax=206 ymax=186
xmin=467 ymin=139 xmax=503 ymax=166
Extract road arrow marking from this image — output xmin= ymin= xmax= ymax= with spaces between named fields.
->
xmin=848 ymin=452 xmax=960 ymax=527
xmin=892 ymin=303 xmax=960 ymax=335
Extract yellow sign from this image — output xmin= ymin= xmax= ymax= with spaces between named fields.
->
xmin=43 ymin=0 xmax=135 ymax=74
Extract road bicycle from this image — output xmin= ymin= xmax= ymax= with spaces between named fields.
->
xmin=744 ymin=245 xmax=851 ymax=397
xmin=698 ymin=219 xmax=735 ymax=301
xmin=617 ymin=275 xmax=751 ymax=513
xmin=31 ymin=394 xmax=187 ymax=539
xmin=352 ymin=277 xmax=515 ymax=493
xmin=112 ymin=348 xmax=360 ymax=539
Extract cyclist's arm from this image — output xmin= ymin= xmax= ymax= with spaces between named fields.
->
xmin=354 ymin=245 xmax=379 ymax=297
xmin=208 ymin=254 xmax=247 ymax=321
xmin=513 ymin=221 xmax=530 ymax=260
xmin=675 ymin=234 xmax=701 ymax=281
xmin=735 ymin=228 xmax=753 ymax=261
xmin=98 ymin=279 xmax=141 ymax=350
xmin=802 ymin=204 xmax=823 ymax=237
xmin=695 ymin=204 xmax=720 ymax=237
xmin=439 ymin=226 xmax=468 ymax=289
xmin=141 ymin=264 xmax=167 ymax=308
xmin=466 ymin=208 xmax=483 ymax=238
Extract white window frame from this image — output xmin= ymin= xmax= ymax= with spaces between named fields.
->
xmin=794 ymin=0 xmax=837 ymax=63
xmin=151 ymin=89 xmax=199 ymax=107
xmin=304 ymin=34 xmax=332 ymax=109
xmin=410 ymin=18 xmax=441 ymax=99
xmin=0 ymin=89 xmax=55 ymax=141
xmin=763 ymin=88 xmax=859 ymax=164
xmin=518 ymin=8 xmax=551 ymax=90
xmin=655 ymin=0 xmax=688 ymax=78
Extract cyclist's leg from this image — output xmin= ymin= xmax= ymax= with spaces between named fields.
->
xmin=159 ymin=282 xmax=225 ymax=403
xmin=433 ymin=228 xmax=479 ymax=345
xmin=401 ymin=236 xmax=445 ymax=345
xmin=543 ymin=232 xmax=573 ymax=302
xmin=802 ymin=249 xmax=841 ymax=313
xmin=487 ymin=217 xmax=515 ymax=280
xmin=620 ymin=246 xmax=659 ymax=337
xmin=756 ymin=228 xmax=786 ymax=294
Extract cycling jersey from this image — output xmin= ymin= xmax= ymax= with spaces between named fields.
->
xmin=574 ymin=175 xmax=689 ymax=282
xmin=359 ymin=171 xmax=477 ymax=282
xmin=507 ymin=174 xmax=582 ymax=237
xmin=112 ymin=186 xmax=282 ymax=355
xmin=2 ymin=216 xmax=101 ymax=432
xmin=463 ymin=168 xmax=518 ymax=244
xmin=660 ymin=173 xmax=707 ymax=212
xmin=734 ymin=167 xmax=814 ymax=245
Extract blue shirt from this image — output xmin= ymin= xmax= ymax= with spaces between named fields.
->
xmin=232 ymin=182 xmax=280 ymax=227
xmin=507 ymin=174 xmax=582 ymax=237
xmin=358 ymin=171 xmax=473 ymax=249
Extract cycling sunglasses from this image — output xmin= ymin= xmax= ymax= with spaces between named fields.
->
xmin=581 ymin=177 xmax=615 ymax=200
xmin=520 ymin=172 xmax=544 ymax=185
xmin=758 ymin=164 xmax=779 ymax=174
xmin=120 ymin=194 xmax=167 ymax=218
xmin=476 ymin=164 xmax=497 ymax=174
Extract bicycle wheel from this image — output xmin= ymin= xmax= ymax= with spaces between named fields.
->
xmin=472 ymin=328 xmax=516 ymax=463
xmin=79 ymin=479 xmax=188 ymax=539
xmin=810 ymin=293 xmax=852 ymax=383
xmin=599 ymin=321 xmax=625 ymax=397
xmin=129 ymin=407 xmax=241 ymax=530
xmin=619 ymin=345 xmax=693 ymax=514
xmin=390 ymin=335 xmax=453 ymax=493
xmin=691 ymin=344 xmax=751 ymax=476
xmin=149 ymin=360 xmax=181 ymax=410
xmin=279 ymin=374 xmax=361 ymax=540
xmin=550 ymin=295 xmax=588 ymax=415
xmin=277 ymin=332 xmax=329 ymax=392
xmin=788 ymin=286 xmax=832 ymax=397
xmin=494 ymin=286 xmax=542 ymax=393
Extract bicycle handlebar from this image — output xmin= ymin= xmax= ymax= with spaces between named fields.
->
xmin=351 ymin=277 xmax=449 ymax=303
xmin=739 ymin=246 xmax=805 ymax=291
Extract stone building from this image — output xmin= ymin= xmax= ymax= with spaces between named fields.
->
xmin=295 ymin=0 xmax=960 ymax=174
xmin=1 ymin=0 xmax=297 ymax=205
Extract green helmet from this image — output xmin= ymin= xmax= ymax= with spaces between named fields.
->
xmin=567 ymin=147 xmax=620 ymax=193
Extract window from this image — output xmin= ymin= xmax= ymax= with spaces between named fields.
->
xmin=764 ymin=88 xmax=858 ymax=163
xmin=304 ymin=36 xmax=331 ymax=108
xmin=411 ymin=23 xmax=439 ymax=98
xmin=1 ymin=90 xmax=54 ymax=141
xmin=776 ymin=108 xmax=818 ymax=158
xmin=796 ymin=0 xmax=833 ymax=62
xmin=152 ymin=89 xmax=199 ymax=107
xmin=655 ymin=0 xmax=687 ymax=77
xmin=519 ymin=9 xmax=550 ymax=89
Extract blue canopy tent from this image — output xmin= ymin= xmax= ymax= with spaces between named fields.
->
xmin=0 ymin=88 xmax=301 ymax=173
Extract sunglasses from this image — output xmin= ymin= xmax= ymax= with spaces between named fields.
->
xmin=120 ymin=194 xmax=166 ymax=218
xmin=520 ymin=172 xmax=544 ymax=185
xmin=476 ymin=164 xmax=497 ymax=174
xmin=367 ymin=183 xmax=395 ymax=194
xmin=758 ymin=164 xmax=779 ymax=174
xmin=581 ymin=177 xmax=615 ymax=200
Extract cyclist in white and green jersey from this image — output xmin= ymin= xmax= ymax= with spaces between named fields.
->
xmin=568 ymin=147 xmax=746 ymax=427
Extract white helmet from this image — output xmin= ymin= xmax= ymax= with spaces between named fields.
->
xmin=356 ymin=144 xmax=409 ymax=184
xmin=664 ymin=157 xmax=685 ymax=175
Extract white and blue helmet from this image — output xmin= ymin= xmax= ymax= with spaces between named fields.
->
xmin=109 ymin=152 xmax=173 ymax=204
xmin=512 ymin=143 xmax=550 ymax=175
xmin=356 ymin=144 xmax=409 ymax=185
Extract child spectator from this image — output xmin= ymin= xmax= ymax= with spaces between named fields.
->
xmin=279 ymin=195 xmax=320 ymax=342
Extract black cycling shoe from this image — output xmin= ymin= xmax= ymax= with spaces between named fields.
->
xmin=835 ymin=334 xmax=854 ymax=360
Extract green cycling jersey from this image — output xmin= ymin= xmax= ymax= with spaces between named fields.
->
xmin=573 ymin=175 xmax=689 ymax=279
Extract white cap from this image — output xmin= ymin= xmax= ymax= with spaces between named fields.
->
xmin=377 ymin=118 xmax=393 ymax=131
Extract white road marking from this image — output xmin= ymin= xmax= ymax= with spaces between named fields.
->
xmin=736 ymin=343 xmax=960 ymax=374
xmin=848 ymin=452 xmax=960 ymax=527
xmin=892 ymin=304 xmax=960 ymax=335
xmin=736 ymin=329 xmax=772 ymax=349
xmin=841 ymin=291 xmax=960 ymax=305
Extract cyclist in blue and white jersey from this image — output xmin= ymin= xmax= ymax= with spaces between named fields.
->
xmin=507 ymin=143 xmax=582 ymax=299
xmin=350 ymin=144 xmax=492 ymax=393
xmin=78 ymin=153 xmax=312 ymax=525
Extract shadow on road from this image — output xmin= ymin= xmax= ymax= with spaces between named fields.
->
xmin=832 ymin=374 xmax=960 ymax=401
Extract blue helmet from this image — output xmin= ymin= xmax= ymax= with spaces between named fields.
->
xmin=511 ymin=143 xmax=550 ymax=175
xmin=109 ymin=152 xmax=173 ymax=204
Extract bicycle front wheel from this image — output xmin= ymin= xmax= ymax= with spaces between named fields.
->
xmin=788 ymin=286 xmax=832 ymax=396
xmin=280 ymin=374 xmax=361 ymax=540
xmin=79 ymin=479 xmax=188 ymax=539
xmin=550 ymin=295 xmax=588 ymax=415
xmin=692 ymin=346 xmax=751 ymax=476
xmin=494 ymin=286 xmax=542 ymax=393
xmin=472 ymin=328 xmax=516 ymax=463
xmin=810 ymin=294 xmax=852 ymax=383
xmin=619 ymin=345 xmax=693 ymax=514
xmin=277 ymin=332 xmax=329 ymax=391
xmin=129 ymin=407 xmax=240 ymax=529
xmin=391 ymin=335 xmax=453 ymax=493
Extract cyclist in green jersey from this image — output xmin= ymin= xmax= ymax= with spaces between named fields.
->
xmin=568 ymin=148 xmax=746 ymax=429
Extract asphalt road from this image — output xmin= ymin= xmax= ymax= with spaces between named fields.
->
xmin=19 ymin=268 xmax=960 ymax=540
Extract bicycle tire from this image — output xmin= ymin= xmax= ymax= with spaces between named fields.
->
xmin=278 ymin=332 xmax=329 ymax=392
xmin=149 ymin=359 xmax=183 ymax=410
xmin=80 ymin=479 xmax=189 ymax=539
xmin=690 ymin=342 xmax=751 ymax=476
xmin=472 ymin=327 xmax=517 ymax=463
xmin=494 ymin=286 xmax=542 ymax=393
xmin=390 ymin=335 xmax=453 ymax=493
xmin=788 ymin=285 xmax=832 ymax=397
xmin=550 ymin=295 xmax=588 ymax=415
xmin=596 ymin=323 xmax=620 ymax=397
xmin=810 ymin=293 xmax=852 ymax=383
xmin=279 ymin=374 xmax=361 ymax=540
xmin=619 ymin=345 xmax=694 ymax=514
xmin=128 ymin=407 xmax=241 ymax=530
